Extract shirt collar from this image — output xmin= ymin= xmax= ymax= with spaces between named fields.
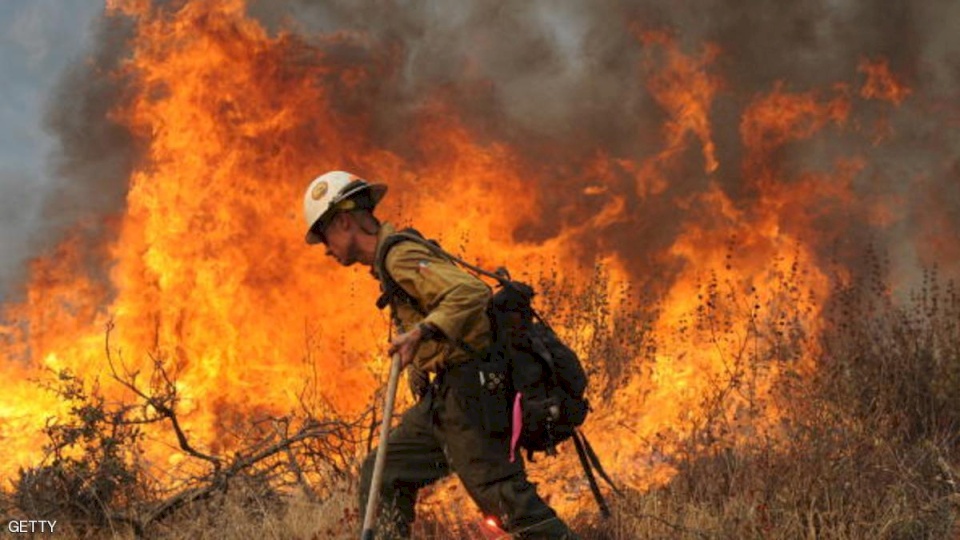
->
xmin=371 ymin=222 xmax=397 ymax=279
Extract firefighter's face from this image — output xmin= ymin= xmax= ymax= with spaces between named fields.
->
xmin=323 ymin=213 xmax=359 ymax=266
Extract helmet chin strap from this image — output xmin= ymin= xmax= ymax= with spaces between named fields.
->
xmin=341 ymin=213 xmax=380 ymax=267
xmin=344 ymin=208 xmax=381 ymax=236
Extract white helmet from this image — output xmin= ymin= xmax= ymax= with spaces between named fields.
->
xmin=303 ymin=171 xmax=387 ymax=244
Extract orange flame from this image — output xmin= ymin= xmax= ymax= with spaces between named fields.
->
xmin=859 ymin=57 xmax=912 ymax=105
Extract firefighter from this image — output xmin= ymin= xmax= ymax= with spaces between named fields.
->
xmin=302 ymin=171 xmax=580 ymax=539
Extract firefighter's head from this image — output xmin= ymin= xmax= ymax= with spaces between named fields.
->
xmin=302 ymin=170 xmax=386 ymax=266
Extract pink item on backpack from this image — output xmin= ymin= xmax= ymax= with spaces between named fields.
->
xmin=510 ymin=392 xmax=523 ymax=462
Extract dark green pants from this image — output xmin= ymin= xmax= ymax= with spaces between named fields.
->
xmin=359 ymin=367 xmax=577 ymax=539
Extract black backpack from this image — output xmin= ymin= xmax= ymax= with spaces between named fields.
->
xmin=484 ymin=279 xmax=589 ymax=454
xmin=375 ymin=228 xmax=620 ymax=516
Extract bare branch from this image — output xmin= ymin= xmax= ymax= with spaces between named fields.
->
xmin=104 ymin=321 xmax=222 ymax=470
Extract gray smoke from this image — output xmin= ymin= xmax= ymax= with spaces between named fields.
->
xmin=0 ymin=1 xmax=138 ymax=302
xmin=39 ymin=10 xmax=142 ymax=285
xmin=0 ymin=1 xmax=96 ymax=301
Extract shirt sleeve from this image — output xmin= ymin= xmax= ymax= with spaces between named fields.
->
xmin=384 ymin=242 xmax=491 ymax=344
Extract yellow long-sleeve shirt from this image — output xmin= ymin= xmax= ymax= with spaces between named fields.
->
xmin=374 ymin=223 xmax=492 ymax=372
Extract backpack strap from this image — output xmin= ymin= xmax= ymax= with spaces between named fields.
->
xmin=381 ymin=231 xmax=513 ymax=285
xmin=374 ymin=227 xmax=430 ymax=314
xmin=572 ymin=429 xmax=622 ymax=518
xmin=374 ymin=228 xmax=486 ymax=361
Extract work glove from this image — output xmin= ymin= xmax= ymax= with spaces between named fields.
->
xmin=407 ymin=363 xmax=429 ymax=400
